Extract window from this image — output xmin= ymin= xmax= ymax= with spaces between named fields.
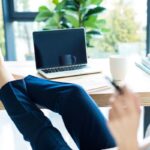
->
xmin=2 ymin=0 xmax=149 ymax=60
xmin=13 ymin=0 xmax=51 ymax=12
xmin=13 ymin=22 xmax=38 ymax=61
xmin=0 ymin=0 xmax=5 ymax=56
xmin=2 ymin=0 xmax=54 ymax=61
xmin=88 ymin=0 xmax=147 ymax=58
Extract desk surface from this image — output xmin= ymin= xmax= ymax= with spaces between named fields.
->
xmin=0 ymin=59 xmax=150 ymax=109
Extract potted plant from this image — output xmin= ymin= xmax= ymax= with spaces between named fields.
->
xmin=35 ymin=0 xmax=107 ymax=47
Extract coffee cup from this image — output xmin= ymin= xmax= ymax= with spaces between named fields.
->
xmin=109 ymin=55 xmax=128 ymax=81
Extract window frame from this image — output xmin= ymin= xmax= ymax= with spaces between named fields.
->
xmin=2 ymin=0 xmax=16 ymax=60
xmin=9 ymin=0 xmax=38 ymax=22
xmin=146 ymin=0 xmax=150 ymax=55
xmin=2 ymin=0 xmax=37 ymax=60
xmin=2 ymin=0 xmax=150 ymax=60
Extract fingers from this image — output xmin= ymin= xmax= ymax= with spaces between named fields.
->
xmin=109 ymin=94 xmax=126 ymax=119
xmin=108 ymin=86 xmax=140 ymax=148
xmin=120 ymin=87 xmax=141 ymax=113
xmin=109 ymin=86 xmax=141 ymax=118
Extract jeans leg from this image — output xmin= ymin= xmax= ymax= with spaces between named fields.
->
xmin=0 ymin=79 xmax=71 ymax=150
xmin=24 ymin=75 xmax=116 ymax=150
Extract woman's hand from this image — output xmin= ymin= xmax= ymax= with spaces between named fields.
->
xmin=108 ymin=87 xmax=141 ymax=150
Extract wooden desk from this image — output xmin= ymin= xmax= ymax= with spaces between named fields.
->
xmin=0 ymin=59 xmax=150 ymax=109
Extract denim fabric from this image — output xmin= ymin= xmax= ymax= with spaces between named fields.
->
xmin=0 ymin=75 xmax=115 ymax=150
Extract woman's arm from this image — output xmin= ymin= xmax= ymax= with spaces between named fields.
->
xmin=108 ymin=87 xmax=141 ymax=150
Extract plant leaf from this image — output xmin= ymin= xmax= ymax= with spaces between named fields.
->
xmin=64 ymin=11 xmax=79 ymax=27
xmin=35 ymin=6 xmax=52 ymax=22
xmin=84 ymin=0 xmax=103 ymax=7
xmin=44 ymin=13 xmax=60 ymax=29
xmin=86 ymin=30 xmax=101 ymax=35
xmin=64 ymin=0 xmax=79 ymax=11
xmin=83 ymin=6 xmax=106 ymax=21
xmin=39 ymin=6 xmax=50 ymax=12
xmin=53 ymin=0 xmax=59 ymax=5
xmin=55 ymin=1 xmax=66 ymax=11
xmin=83 ymin=18 xmax=107 ymax=30
xmin=83 ymin=15 xmax=97 ymax=28
xmin=61 ymin=20 xmax=72 ymax=28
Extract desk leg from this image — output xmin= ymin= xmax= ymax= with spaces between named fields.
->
xmin=144 ymin=106 xmax=150 ymax=137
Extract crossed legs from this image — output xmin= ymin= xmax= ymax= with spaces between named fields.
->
xmin=0 ymin=52 xmax=115 ymax=150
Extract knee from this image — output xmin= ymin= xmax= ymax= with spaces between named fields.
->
xmin=63 ymin=84 xmax=93 ymax=109
xmin=67 ymin=84 xmax=85 ymax=95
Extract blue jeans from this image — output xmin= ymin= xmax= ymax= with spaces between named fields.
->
xmin=0 ymin=75 xmax=115 ymax=150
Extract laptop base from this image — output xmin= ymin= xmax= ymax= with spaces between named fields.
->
xmin=38 ymin=66 xmax=101 ymax=79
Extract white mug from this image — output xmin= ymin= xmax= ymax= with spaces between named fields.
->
xmin=109 ymin=55 xmax=128 ymax=81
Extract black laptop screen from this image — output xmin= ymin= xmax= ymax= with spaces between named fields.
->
xmin=33 ymin=28 xmax=87 ymax=69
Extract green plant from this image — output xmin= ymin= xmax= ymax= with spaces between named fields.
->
xmin=35 ymin=0 xmax=107 ymax=47
xmin=98 ymin=0 xmax=142 ymax=53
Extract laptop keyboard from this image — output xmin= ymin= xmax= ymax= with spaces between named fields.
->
xmin=42 ymin=65 xmax=86 ymax=73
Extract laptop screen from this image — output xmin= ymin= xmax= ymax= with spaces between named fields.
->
xmin=33 ymin=28 xmax=87 ymax=69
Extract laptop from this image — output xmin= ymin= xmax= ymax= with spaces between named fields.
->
xmin=33 ymin=28 xmax=101 ymax=79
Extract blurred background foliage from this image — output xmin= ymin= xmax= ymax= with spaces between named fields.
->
xmin=35 ymin=0 xmax=143 ymax=55
xmin=99 ymin=0 xmax=142 ymax=53
xmin=0 ymin=0 xmax=145 ymax=60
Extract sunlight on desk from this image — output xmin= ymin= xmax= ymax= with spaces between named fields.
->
xmin=0 ymin=59 xmax=150 ymax=109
